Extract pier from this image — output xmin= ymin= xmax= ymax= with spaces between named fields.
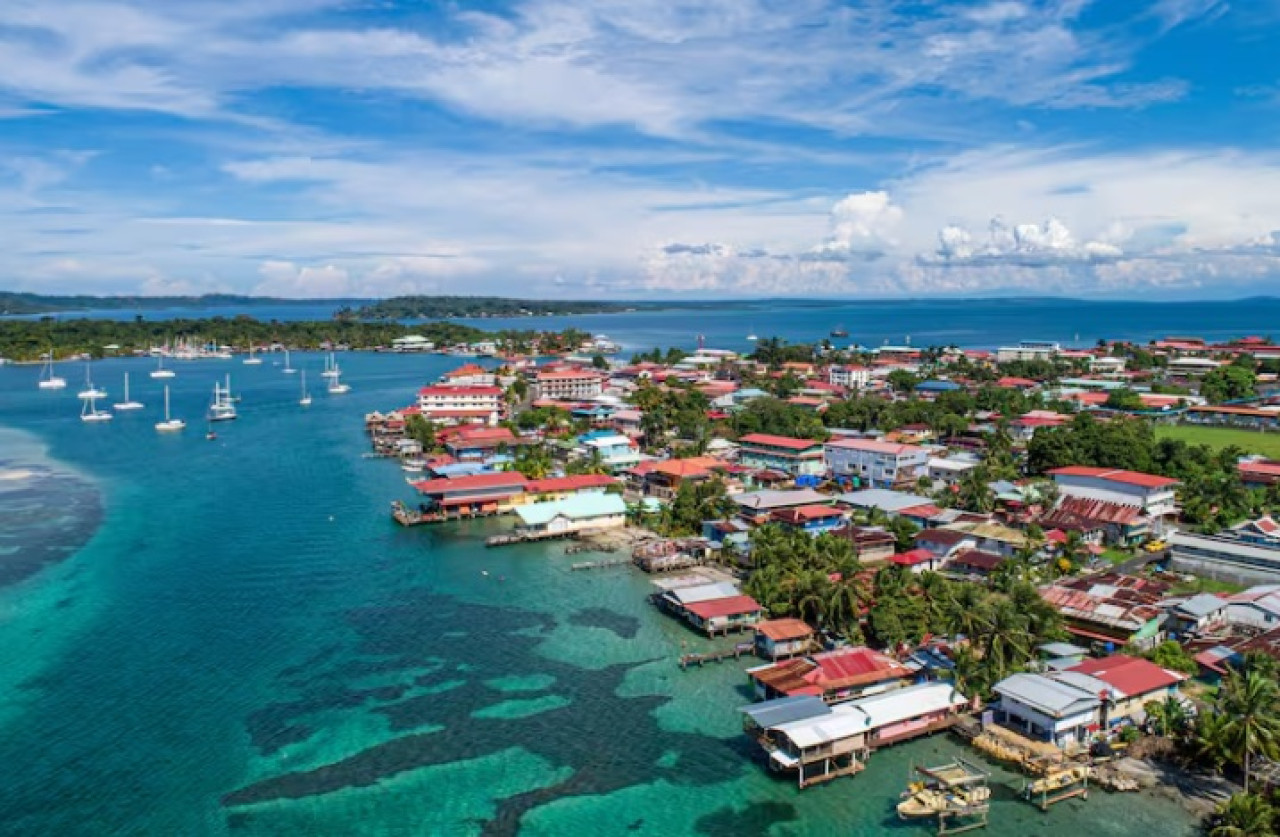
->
xmin=485 ymin=530 xmax=579 ymax=547
xmin=570 ymin=557 xmax=631 ymax=571
xmin=678 ymin=641 xmax=755 ymax=669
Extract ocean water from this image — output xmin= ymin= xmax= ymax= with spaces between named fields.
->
xmin=0 ymin=351 xmax=1199 ymax=836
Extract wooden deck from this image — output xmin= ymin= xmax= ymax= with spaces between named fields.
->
xmin=679 ymin=641 xmax=756 ymax=669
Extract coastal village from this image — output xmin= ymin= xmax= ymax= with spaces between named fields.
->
xmin=366 ymin=332 xmax=1280 ymax=833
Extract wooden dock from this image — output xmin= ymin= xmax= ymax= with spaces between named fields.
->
xmin=570 ymin=557 xmax=631 ymax=571
xmin=485 ymin=530 xmax=579 ymax=547
xmin=679 ymin=641 xmax=755 ymax=669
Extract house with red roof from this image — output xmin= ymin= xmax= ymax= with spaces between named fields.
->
xmin=889 ymin=548 xmax=943 ymax=573
xmin=1066 ymin=655 xmax=1184 ymax=730
xmin=737 ymin=434 xmax=826 ymax=476
xmin=1240 ymin=459 xmax=1280 ymax=486
xmin=439 ymin=363 xmax=496 ymax=387
xmin=1047 ymin=466 xmax=1179 ymax=519
xmin=753 ymin=618 xmax=817 ymax=660
xmin=771 ymin=504 xmax=847 ymax=534
xmin=441 ymin=425 xmax=534 ymax=460
xmin=411 ymin=472 xmax=529 ymax=516
xmin=747 ymin=646 xmax=914 ymax=703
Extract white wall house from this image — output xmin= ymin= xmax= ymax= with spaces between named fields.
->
xmin=1048 ymin=466 xmax=1179 ymax=518
xmin=824 ymin=439 xmax=928 ymax=488
xmin=828 ymin=365 xmax=871 ymax=390
xmin=416 ymin=385 xmax=503 ymax=425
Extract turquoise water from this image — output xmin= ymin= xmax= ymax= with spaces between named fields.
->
xmin=0 ymin=352 xmax=1199 ymax=835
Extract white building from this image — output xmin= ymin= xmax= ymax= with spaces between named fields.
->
xmin=996 ymin=340 xmax=1061 ymax=363
xmin=416 ymin=385 xmax=503 ymax=425
xmin=391 ymin=335 xmax=435 ymax=352
xmin=535 ymin=370 xmax=604 ymax=400
xmin=927 ymin=456 xmax=980 ymax=486
xmin=1047 ymin=466 xmax=1179 ymax=518
xmin=992 ymin=673 xmax=1100 ymax=748
xmin=828 ymin=365 xmax=871 ymax=390
xmin=824 ymin=439 xmax=929 ymax=488
xmin=514 ymin=493 xmax=626 ymax=535
xmin=1168 ymin=357 xmax=1222 ymax=376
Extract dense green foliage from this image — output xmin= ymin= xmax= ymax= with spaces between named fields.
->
xmin=0 ymin=316 xmax=595 ymax=361
xmin=0 ymin=291 xmax=315 ymax=315
xmin=1201 ymin=364 xmax=1258 ymax=404
xmin=353 ymin=295 xmax=637 ymax=319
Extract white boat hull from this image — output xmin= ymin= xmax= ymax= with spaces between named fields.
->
xmin=81 ymin=412 xmax=113 ymax=422
xmin=114 ymin=401 xmax=144 ymax=411
xmin=155 ymin=420 xmax=186 ymax=432
xmin=39 ymin=379 xmax=67 ymax=390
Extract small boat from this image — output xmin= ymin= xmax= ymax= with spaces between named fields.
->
xmin=327 ymin=366 xmax=350 ymax=395
xmin=113 ymin=372 xmax=144 ymax=410
xmin=402 ymin=458 xmax=426 ymax=473
xmin=897 ymin=759 xmax=991 ymax=823
xmin=208 ymin=375 xmax=238 ymax=422
xmin=78 ymin=363 xmax=107 ymax=400
xmin=746 ymin=333 xmax=758 ymax=342
xmin=206 ymin=425 xmax=217 ymax=441
xmin=80 ymin=391 xmax=112 ymax=422
xmin=155 ymin=386 xmax=185 ymax=432
xmin=282 ymin=348 xmax=297 ymax=374
xmin=38 ymin=350 xmax=67 ymax=390
xmin=150 ymin=355 xmax=175 ymax=379
xmin=299 ymin=369 xmax=312 ymax=406
xmin=830 ymin=327 xmax=849 ymax=338
xmin=243 ymin=345 xmax=262 ymax=365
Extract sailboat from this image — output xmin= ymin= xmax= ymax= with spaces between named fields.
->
xmin=155 ymin=386 xmax=185 ymax=432
xmin=243 ymin=344 xmax=262 ymax=365
xmin=38 ymin=350 xmax=67 ymax=390
xmin=113 ymin=372 xmax=144 ymax=410
xmin=746 ymin=324 xmax=758 ymax=341
xmin=321 ymin=352 xmax=340 ymax=378
xmin=78 ymin=363 xmax=107 ymax=400
xmin=282 ymin=348 xmax=297 ymax=374
xmin=327 ymin=365 xmax=350 ymax=395
xmin=208 ymin=375 xmax=238 ymax=421
xmin=299 ymin=369 xmax=313 ymax=406
xmin=150 ymin=354 xmax=175 ymax=379
xmin=80 ymin=390 xmax=112 ymax=422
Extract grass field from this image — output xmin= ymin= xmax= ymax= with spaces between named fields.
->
xmin=1155 ymin=424 xmax=1280 ymax=459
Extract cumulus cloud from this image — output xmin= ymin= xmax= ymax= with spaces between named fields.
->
xmin=809 ymin=191 xmax=903 ymax=260
xmin=928 ymin=216 xmax=1122 ymax=265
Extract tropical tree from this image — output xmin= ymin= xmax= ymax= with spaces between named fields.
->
xmin=1220 ymin=669 xmax=1280 ymax=793
xmin=1209 ymin=792 xmax=1275 ymax=837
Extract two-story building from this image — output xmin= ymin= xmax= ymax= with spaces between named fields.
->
xmin=771 ymin=504 xmax=847 ymax=535
xmin=823 ymin=439 xmax=928 ymax=489
xmin=576 ymin=431 xmax=642 ymax=472
xmin=738 ymin=434 xmax=826 ymax=477
xmin=828 ymin=365 xmax=871 ymax=390
xmin=1047 ymin=466 xmax=1180 ymax=519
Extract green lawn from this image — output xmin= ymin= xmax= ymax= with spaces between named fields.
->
xmin=1169 ymin=576 xmax=1247 ymax=596
xmin=1155 ymin=424 xmax=1280 ymax=459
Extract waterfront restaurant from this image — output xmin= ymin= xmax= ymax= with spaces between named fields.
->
xmin=747 ymin=645 xmax=913 ymax=703
xmin=742 ymin=682 xmax=969 ymax=788
xmin=513 ymin=493 xmax=627 ymax=537
xmin=412 ymin=472 xmax=529 ymax=517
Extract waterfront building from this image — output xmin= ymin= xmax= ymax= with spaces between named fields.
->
xmin=737 ymin=434 xmax=826 ymax=476
xmin=513 ymin=493 xmax=626 ymax=536
xmin=991 ymin=673 xmax=1100 ymax=748
xmin=441 ymin=425 xmax=531 ymax=461
xmin=417 ymin=384 xmax=503 ymax=425
xmin=741 ymin=682 xmax=968 ymax=788
xmin=656 ymin=581 xmax=763 ymax=635
xmin=412 ymin=472 xmax=529 ymax=516
xmin=747 ymin=645 xmax=913 ymax=703
xmin=391 ymin=335 xmax=435 ymax=352
xmin=753 ymin=619 xmax=817 ymax=660
xmin=823 ymin=438 xmax=928 ymax=488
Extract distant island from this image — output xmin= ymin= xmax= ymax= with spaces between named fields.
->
xmin=349 ymin=295 xmax=647 ymax=320
xmin=0 ymin=292 xmax=349 ymax=316
xmin=0 ymin=315 xmax=593 ymax=361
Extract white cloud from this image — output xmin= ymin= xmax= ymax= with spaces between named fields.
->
xmin=811 ymin=191 xmax=904 ymax=259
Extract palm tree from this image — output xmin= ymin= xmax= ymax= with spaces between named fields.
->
xmin=1194 ymin=710 xmax=1234 ymax=773
xmin=1145 ymin=695 xmax=1189 ymax=739
xmin=981 ymin=600 xmax=1031 ymax=680
xmin=1210 ymin=792 xmax=1275 ymax=837
xmin=1221 ymin=669 xmax=1280 ymax=793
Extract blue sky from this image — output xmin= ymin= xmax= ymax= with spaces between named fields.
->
xmin=2 ymin=0 xmax=1280 ymax=299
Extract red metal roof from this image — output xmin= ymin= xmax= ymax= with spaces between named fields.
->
xmin=418 ymin=385 xmax=503 ymax=396
xmin=738 ymin=433 xmax=823 ymax=451
xmin=1069 ymin=654 xmax=1182 ymax=697
xmin=684 ymin=595 xmax=763 ymax=619
xmin=414 ymin=472 xmax=528 ymax=496
xmin=755 ymin=618 xmax=815 ymax=641
xmin=1047 ymin=466 xmax=1179 ymax=489
xmin=824 ymin=438 xmax=924 ymax=455
xmin=1042 ymin=496 xmax=1142 ymax=530
xmin=810 ymin=646 xmax=910 ymax=685
xmin=773 ymin=504 xmax=843 ymax=524
xmin=949 ymin=549 xmax=1005 ymax=571
xmin=525 ymin=474 xmax=617 ymax=493
xmin=890 ymin=548 xmax=935 ymax=566
xmin=897 ymin=503 xmax=943 ymax=519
